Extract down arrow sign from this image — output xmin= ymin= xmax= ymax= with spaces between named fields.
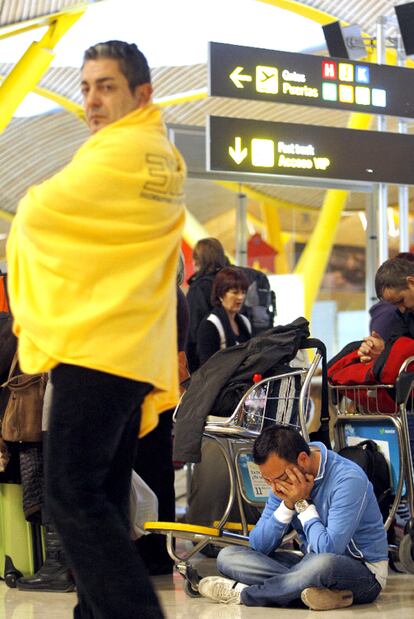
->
xmin=229 ymin=137 xmax=248 ymax=164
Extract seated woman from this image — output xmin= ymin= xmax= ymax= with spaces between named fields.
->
xmin=197 ymin=266 xmax=252 ymax=366
xmin=187 ymin=267 xmax=259 ymax=533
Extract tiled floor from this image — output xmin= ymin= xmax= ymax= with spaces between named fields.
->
xmin=2 ymin=472 xmax=414 ymax=617
xmin=1 ymin=569 xmax=414 ymax=618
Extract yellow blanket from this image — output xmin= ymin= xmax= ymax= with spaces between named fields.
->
xmin=7 ymin=103 xmax=186 ymax=436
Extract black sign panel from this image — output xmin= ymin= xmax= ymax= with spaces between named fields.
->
xmin=207 ymin=115 xmax=414 ymax=185
xmin=209 ymin=41 xmax=414 ymax=119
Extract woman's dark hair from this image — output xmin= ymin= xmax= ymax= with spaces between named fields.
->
xmin=253 ymin=425 xmax=310 ymax=465
xmin=192 ymin=238 xmax=227 ymax=276
xmin=375 ymin=254 xmax=414 ymax=298
xmin=211 ymin=267 xmax=249 ymax=307
xmin=83 ymin=40 xmax=151 ymax=92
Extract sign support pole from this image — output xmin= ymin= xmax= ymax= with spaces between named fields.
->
xmin=236 ymin=190 xmax=248 ymax=266
xmin=366 ymin=192 xmax=379 ymax=314
xmin=376 ymin=16 xmax=389 ymax=266
xmin=397 ymin=35 xmax=409 ymax=253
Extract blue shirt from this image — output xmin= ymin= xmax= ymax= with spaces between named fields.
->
xmin=249 ymin=442 xmax=388 ymax=565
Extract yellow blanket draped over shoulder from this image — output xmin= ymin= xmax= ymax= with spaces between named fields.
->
xmin=7 ymin=104 xmax=186 ymax=437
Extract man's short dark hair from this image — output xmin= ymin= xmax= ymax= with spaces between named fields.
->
xmin=253 ymin=425 xmax=310 ymax=465
xmin=375 ymin=255 xmax=414 ymax=298
xmin=82 ymin=40 xmax=151 ymax=92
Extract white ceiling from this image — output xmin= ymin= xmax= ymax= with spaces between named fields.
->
xmin=0 ymin=0 xmax=413 ymax=261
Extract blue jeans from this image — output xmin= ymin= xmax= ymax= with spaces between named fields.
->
xmin=45 ymin=364 xmax=164 ymax=619
xmin=217 ymin=546 xmax=382 ymax=607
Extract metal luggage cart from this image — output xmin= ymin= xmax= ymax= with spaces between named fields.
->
xmin=144 ymin=339 xmax=326 ymax=597
xmin=330 ymin=357 xmax=414 ymax=574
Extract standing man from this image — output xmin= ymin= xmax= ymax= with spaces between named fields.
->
xmin=7 ymin=41 xmax=186 ymax=618
xmin=198 ymin=425 xmax=388 ymax=610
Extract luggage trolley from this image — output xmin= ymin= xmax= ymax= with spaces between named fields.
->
xmin=330 ymin=358 xmax=414 ymax=574
xmin=144 ymin=339 xmax=326 ymax=597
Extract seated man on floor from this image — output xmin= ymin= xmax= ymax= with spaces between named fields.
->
xmin=198 ymin=425 xmax=388 ymax=610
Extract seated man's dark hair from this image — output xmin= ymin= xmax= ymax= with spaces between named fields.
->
xmin=83 ymin=40 xmax=151 ymax=92
xmin=375 ymin=255 xmax=414 ymax=298
xmin=253 ymin=425 xmax=310 ymax=465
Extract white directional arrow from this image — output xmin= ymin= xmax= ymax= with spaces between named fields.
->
xmin=229 ymin=137 xmax=248 ymax=165
xmin=229 ymin=66 xmax=253 ymax=89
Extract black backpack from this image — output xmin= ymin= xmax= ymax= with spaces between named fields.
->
xmin=338 ymin=439 xmax=393 ymax=523
xmin=239 ymin=267 xmax=276 ymax=335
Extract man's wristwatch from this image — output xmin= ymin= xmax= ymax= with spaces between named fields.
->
xmin=294 ymin=499 xmax=312 ymax=514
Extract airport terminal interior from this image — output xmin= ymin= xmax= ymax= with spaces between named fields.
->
xmin=1 ymin=0 xmax=414 ymax=617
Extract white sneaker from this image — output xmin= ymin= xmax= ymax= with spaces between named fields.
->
xmin=198 ymin=577 xmax=243 ymax=604
xmin=301 ymin=587 xmax=354 ymax=610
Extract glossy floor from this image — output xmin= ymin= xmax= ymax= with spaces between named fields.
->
xmin=1 ymin=567 xmax=413 ymax=618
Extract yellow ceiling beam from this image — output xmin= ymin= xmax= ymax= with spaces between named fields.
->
xmin=247 ymin=215 xmax=308 ymax=244
xmin=33 ymin=84 xmax=86 ymax=119
xmin=0 ymin=83 xmax=207 ymax=122
xmin=0 ymin=4 xmax=93 ymax=40
xmin=0 ymin=210 xmax=14 ymax=223
xmin=156 ymin=88 xmax=208 ymax=107
xmin=0 ymin=9 xmax=85 ymax=134
xmin=257 ymin=0 xmax=334 ymax=25
xmin=247 ymin=212 xmax=264 ymax=230
xmin=0 ymin=21 xmax=48 ymax=41
xmin=182 ymin=209 xmax=210 ymax=249
xmin=0 ymin=77 xmax=86 ymax=119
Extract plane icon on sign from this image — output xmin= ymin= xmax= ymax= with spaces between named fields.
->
xmin=256 ymin=66 xmax=278 ymax=94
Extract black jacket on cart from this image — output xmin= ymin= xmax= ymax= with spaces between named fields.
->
xmin=173 ymin=317 xmax=310 ymax=463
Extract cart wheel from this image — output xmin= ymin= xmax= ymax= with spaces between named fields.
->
xmin=183 ymin=579 xmax=200 ymax=598
xmin=398 ymin=534 xmax=414 ymax=574
xmin=389 ymin=549 xmax=405 ymax=573
xmin=5 ymin=570 xmax=22 ymax=588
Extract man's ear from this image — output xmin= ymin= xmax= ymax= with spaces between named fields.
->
xmin=407 ymin=275 xmax=414 ymax=289
xmin=135 ymin=83 xmax=153 ymax=108
xmin=297 ymin=451 xmax=309 ymax=467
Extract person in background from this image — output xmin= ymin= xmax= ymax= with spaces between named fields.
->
xmin=7 ymin=40 xmax=186 ymax=619
xmin=186 ymin=238 xmax=227 ymax=372
xmin=17 ymin=380 xmax=75 ymax=593
xmin=186 ymin=266 xmax=256 ymax=533
xmin=197 ymin=266 xmax=251 ymax=367
xmin=358 ymin=253 xmax=414 ymax=468
xmin=198 ymin=425 xmax=388 ymax=610
xmin=134 ymin=253 xmax=189 ymax=575
xmin=359 ymin=254 xmax=414 ymax=363
xmin=368 ymin=252 xmax=414 ymax=342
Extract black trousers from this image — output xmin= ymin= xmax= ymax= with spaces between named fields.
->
xmin=134 ymin=409 xmax=175 ymax=570
xmin=45 ymin=364 xmax=164 ymax=619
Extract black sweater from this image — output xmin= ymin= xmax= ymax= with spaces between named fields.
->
xmin=197 ymin=306 xmax=251 ymax=366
